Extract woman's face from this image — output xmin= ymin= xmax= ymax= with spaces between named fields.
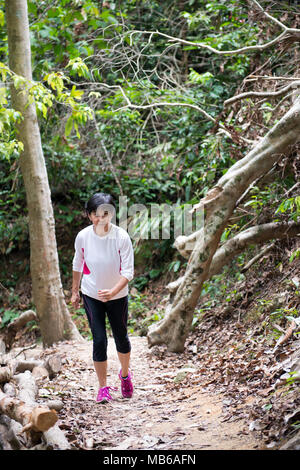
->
xmin=89 ymin=204 xmax=113 ymax=227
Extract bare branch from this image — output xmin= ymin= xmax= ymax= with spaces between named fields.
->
xmin=128 ymin=29 xmax=292 ymax=57
xmin=92 ymin=81 xmax=238 ymax=140
xmin=250 ymin=0 xmax=297 ymax=32
xmin=240 ymin=243 xmax=275 ymax=273
xmin=224 ymin=81 xmax=300 ymax=106
xmin=117 ymin=98 xmax=217 ymax=124
xmin=67 ymin=1 xmax=300 ymax=152
xmin=245 ymin=75 xmax=300 ymax=82
xmin=124 ymin=0 xmax=299 ymax=58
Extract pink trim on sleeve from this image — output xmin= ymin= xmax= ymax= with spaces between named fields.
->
xmin=82 ymin=248 xmax=91 ymax=275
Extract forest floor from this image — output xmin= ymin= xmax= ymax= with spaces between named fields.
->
xmin=20 ymin=336 xmax=262 ymax=451
xmin=1 ymin=239 xmax=299 ymax=451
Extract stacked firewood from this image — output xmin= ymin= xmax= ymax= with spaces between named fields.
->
xmin=0 ymin=310 xmax=70 ymax=450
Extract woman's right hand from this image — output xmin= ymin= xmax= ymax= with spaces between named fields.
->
xmin=71 ymin=290 xmax=81 ymax=309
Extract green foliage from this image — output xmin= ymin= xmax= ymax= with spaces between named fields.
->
xmin=0 ymin=65 xmax=24 ymax=157
xmin=289 ymin=249 xmax=300 ymax=263
xmin=244 ymin=183 xmax=292 ymax=215
xmin=0 ymin=0 xmax=299 ymax=343
xmin=128 ymin=290 xmax=164 ymax=335
xmin=0 ymin=0 xmax=253 ymax=233
xmin=168 ymin=260 xmax=182 ymax=273
xmin=276 ymin=196 xmax=300 ymax=222
xmin=0 ymin=308 xmax=19 ymax=328
xmin=270 ymin=305 xmax=299 ymax=322
xmin=70 ymin=306 xmax=92 ymax=339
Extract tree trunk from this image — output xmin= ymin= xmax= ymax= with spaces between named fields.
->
xmin=147 ymin=98 xmax=300 ymax=352
xmin=5 ymin=0 xmax=82 ymax=346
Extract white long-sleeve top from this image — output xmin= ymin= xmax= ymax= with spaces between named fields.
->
xmin=72 ymin=223 xmax=134 ymax=301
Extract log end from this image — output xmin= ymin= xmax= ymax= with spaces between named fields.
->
xmin=31 ymin=406 xmax=58 ymax=432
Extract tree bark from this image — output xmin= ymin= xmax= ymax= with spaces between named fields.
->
xmin=147 ymin=98 xmax=300 ymax=352
xmin=5 ymin=0 xmax=82 ymax=346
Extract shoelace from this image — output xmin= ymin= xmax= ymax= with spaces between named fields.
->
xmin=99 ymin=386 xmax=117 ymax=398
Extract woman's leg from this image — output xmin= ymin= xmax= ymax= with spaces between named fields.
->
xmin=94 ymin=360 xmax=107 ymax=388
xmin=82 ymin=294 xmax=109 ymax=388
xmin=106 ymin=296 xmax=131 ymax=375
xmin=117 ymin=351 xmax=130 ymax=378
xmin=107 ymin=296 xmax=133 ymax=398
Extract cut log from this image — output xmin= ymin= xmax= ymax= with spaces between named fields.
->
xmin=1 ymin=370 xmax=58 ymax=434
xmin=44 ymin=354 xmax=62 ymax=379
xmin=42 ymin=399 xmax=64 ymax=412
xmin=28 ymin=406 xmax=58 ymax=433
xmin=31 ymin=366 xmax=49 ymax=380
xmin=10 ymin=368 xmax=69 ymax=448
xmin=16 ymin=363 xmax=70 ymax=449
xmin=0 ymin=365 xmax=13 ymax=383
xmin=0 ymin=390 xmax=58 ymax=432
xmin=14 ymin=370 xmax=38 ymax=404
xmin=15 ymin=359 xmax=44 ymax=373
xmin=42 ymin=424 xmax=71 ymax=450
xmin=13 ymin=355 xmax=61 ymax=378
xmin=0 ymin=343 xmax=69 ymax=449
xmin=3 ymin=382 xmax=17 ymax=397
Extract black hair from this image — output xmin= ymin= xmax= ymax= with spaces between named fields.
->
xmin=85 ymin=193 xmax=116 ymax=216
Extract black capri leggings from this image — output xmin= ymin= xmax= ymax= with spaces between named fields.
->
xmin=82 ymin=294 xmax=131 ymax=362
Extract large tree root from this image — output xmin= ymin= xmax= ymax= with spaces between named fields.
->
xmin=147 ymin=97 xmax=300 ymax=352
xmin=169 ymin=221 xmax=300 ymax=295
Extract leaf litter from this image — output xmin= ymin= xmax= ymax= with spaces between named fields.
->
xmin=21 ymin=264 xmax=299 ymax=451
xmin=3 ymin=239 xmax=299 ymax=450
xmin=23 ymin=334 xmax=262 ymax=451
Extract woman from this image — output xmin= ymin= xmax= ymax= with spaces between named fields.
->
xmin=71 ymin=192 xmax=134 ymax=403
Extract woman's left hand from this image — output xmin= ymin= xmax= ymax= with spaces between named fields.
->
xmin=98 ymin=289 xmax=115 ymax=302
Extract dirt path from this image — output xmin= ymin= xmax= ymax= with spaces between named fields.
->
xmin=35 ymin=336 xmax=262 ymax=451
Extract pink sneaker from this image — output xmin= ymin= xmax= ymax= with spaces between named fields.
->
xmin=119 ymin=369 xmax=133 ymax=398
xmin=96 ymin=386 xmax=117 ymax=403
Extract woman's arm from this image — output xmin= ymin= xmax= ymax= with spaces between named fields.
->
xmin=98 ymin=275 xmax=129 ymax=302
